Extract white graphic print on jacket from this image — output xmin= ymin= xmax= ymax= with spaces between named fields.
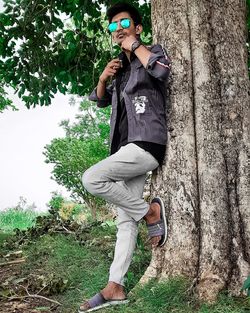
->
xmin=132 ymin=96 xmax=148 ymax=114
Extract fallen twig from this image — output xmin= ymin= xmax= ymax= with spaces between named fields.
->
xmin=6 ymin=294 xmax=61 ymax=306
xmin=4 ymin=250 xmax=23 ymax=259
xmin=0 ymin=258 xmax=26 ymax=266
xmin=22 ymin=284 xmax=61 ymax=306
xmin=62 ymin=225 xmax=74 ymax=233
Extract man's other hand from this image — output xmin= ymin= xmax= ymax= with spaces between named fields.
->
xmin=99 ymin=59 xmax=122 ymax=83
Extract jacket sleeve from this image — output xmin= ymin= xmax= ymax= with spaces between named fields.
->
xmin=88 ymin=82 xmax=114 ymax=108
xmin=146 ymin=44 xmax=171 ymax=82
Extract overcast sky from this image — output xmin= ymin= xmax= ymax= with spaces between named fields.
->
xmin=0 ymin=91 xmax=80 ymax=211
xmin=0 ymin=1 xmax=80 ymax=211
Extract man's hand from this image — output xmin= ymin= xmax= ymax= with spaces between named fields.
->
xmin=99 ymin=59 xmax=121 ymax=83
xmin=121 ymin=35 xmax=138 ymax=52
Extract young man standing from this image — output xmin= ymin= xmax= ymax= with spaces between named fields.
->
xmin=80 ymin=2 xmax=171 ymax=312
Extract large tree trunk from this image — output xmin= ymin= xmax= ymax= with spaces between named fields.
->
xmin=141 ymin=0 xmax=250 ymax=301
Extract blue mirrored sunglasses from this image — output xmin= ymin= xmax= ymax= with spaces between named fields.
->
xmin=108 ymin=18 xmax=131 ymax=33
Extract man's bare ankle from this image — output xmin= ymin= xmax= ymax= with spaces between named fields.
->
xmin=104 ymin=282 xmax=124 ymax=293
xmin=144 ymin=203 xmax=161 ymax=224
xmin=101 ymin=282 xmax=126 ymax=300
xmin=144 ymin=205 xmax=154 ymax=218
xmin=107 ymin=281 xmax=123 ymax=289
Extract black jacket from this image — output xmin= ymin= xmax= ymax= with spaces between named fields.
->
xmin=89 ymin=44 xmax=171 ymax=149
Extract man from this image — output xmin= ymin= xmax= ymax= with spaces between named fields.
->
xmin=80 ymin=2 xmax=171 ymax=312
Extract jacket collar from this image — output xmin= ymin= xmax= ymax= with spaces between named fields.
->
xmin=118 ymin=50 xmax=137 ymax=66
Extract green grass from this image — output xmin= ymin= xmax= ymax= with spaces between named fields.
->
xmin=23 ymin=232 xmax=114 ymax=309
xmin=0 ymin=218 xmax=249 ymax=313
xmin=0 ymin=221 xmax=151 ymax=313
xmin=19 ymin=224 xmax=150 ymax=312
xmin=24 ymin=232 xmax=250 ymax=313
xmin=0 ymin=208 xmax=41 ymax=232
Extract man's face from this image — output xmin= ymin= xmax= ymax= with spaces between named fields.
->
xmin=110 ymin=11 xmax=138 ymax=46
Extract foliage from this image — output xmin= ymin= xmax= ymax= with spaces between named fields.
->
xmin=0 ymin=0 xmax=151 ymax=108
xmin=0 ymin=197 xmax=40 ymax=232
xmin=2 ymin=209 xmax=102 ymax=252
xmin=43 ymin=100 xmax=110 ymax=218
xmin=0 ymin=209 xmax=38 ymax=232
xmin=0 ymin=81 xmax=15 ymax=112
xmin=48 ymin=191 xmax=91 ymax=222
xmin=48 ymin=192 xmax=64 ymax=213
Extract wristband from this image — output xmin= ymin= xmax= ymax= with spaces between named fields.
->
xmin=131 ymin=40 xmax=141 ymax=53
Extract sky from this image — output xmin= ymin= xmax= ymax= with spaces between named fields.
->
xmin=0 ymin=91 xmax=80 ymax=212
xmin=0 ymin=1 xmax=80 ymax=211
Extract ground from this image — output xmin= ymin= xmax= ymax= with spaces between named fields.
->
xmin=0 ymin=222 xmax=151 ymax=313
xmin=0 ymin=214 xmax=249 ymax=313
xmin=0 ymin=233 xmax=52 ymax=312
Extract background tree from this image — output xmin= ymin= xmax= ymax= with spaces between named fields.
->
xmin=43 ymin=100 xmax=110 ymax=219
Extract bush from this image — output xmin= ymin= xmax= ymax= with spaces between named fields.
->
xmin=48 ymin=192 xmax=91 ymax=224
xmin=0 ymin=207 xmax=39 ymax=232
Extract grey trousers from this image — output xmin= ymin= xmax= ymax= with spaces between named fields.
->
xmin=82 ymin=143 xmax=159 ymax=285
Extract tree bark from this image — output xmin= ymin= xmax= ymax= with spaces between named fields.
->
xmin=142 ymin=0 xmax=250 ymax=301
